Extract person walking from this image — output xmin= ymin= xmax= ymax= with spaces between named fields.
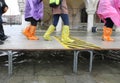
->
xmin=0 ymin=0 xmax=8 ymax=45
xmin=43 ymin=0 xmax=74 ymax=43
xmin=23 ymin=0 xmax=44 ymax=40
xmin=97 ymin=0 xmax=120 ymax=41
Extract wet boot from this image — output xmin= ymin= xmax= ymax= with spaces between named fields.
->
xmin=28 ymin=25 xmax=39 ymax=40
xmin=0 ymin=24 xmax=8 ymax=41
xmin=61 ymin=25 xmax=74 ymax=43
xmin=0 ymin=35 xmax=8 ymax=41
xmin=43 ymin=25 xmax=55 ymax=41
xmin=0 ymin=40 xmax=4 ymax=45
xmin=102 ymin=26 xmax=114 ymax=41
xmin=23 ymin=25 xmax=31 ymax=38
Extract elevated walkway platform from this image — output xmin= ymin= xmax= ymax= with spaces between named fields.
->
xmin=1 ymin=25 xmax=120 ymax=76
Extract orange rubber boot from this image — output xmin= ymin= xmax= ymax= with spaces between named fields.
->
xmin=23 ymin=26 xmax=31 ymax=37
xmin=107 ymin=28 xmax=114 ymax=41
xmin=28 ymin=26 xmax=39 ymax=40
xmin=102 ymin=26 xmax=114 ymax=41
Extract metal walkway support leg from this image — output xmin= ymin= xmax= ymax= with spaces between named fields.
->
xmin=7 ymin=50 xmax=13 ymax=76
xmin=88 ymin=50 xmax=93 ymax=72
xmin=73 ymin=51 xmax=80 ymax=73
xmin=73 ymin=50 xmax=93 ymax=73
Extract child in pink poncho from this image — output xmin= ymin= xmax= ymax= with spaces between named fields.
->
xmin=97 ymin=0 xmax=120 ymax=41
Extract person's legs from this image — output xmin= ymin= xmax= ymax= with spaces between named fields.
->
xmin=0 ymin=24 xmax=8 ymax=41
xmin=43 ymin=14 xmax=59 ymax=41
xmin=0 ymin=24 xmax=5 ymax=36
xmin=0 ymin=24 xmax=4 ymax=44
xmin=60 ymin=14 xmax=74 ymax=43
xmin=102 ymin=18 xmax=114 ymax=41
xmin=23 ymin=22 xmax=31 ymax=38
xmin=53 ymin=14 xmax=60 ymax=27
xmin=105 ymin=18 xmax=114 ymax=28
xmin=0 ymin=40 xmax=4 ymax=45
xmin=23 ymin=25 xmax=31 ymax=38
xmin=23 ymin=17 xmax=39 ymax=40
xmin=0 ymin=24 xmax=4 ymax=38
xmin=23 ymin=18 xmax=32 ymax=38
xmin=28 ymin=18 xmax=39 ymax=40
xmin=61 ymin=14 xmax=69 ymax=25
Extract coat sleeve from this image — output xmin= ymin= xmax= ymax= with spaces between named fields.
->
xmin=2 ymin=0 xmax=8 ymax=14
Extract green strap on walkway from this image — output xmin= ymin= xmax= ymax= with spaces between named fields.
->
xmin=54 ymin=36 xmax=101 ymax=49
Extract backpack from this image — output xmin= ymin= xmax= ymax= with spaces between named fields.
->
xmin=49 ymin=0 xmax=62 ymax=8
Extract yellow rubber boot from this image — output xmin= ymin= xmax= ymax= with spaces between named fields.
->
xmin=102 ymin=27 xmax=114 ymax=41
xmin=28 ymin=25 xmax=39 ymax=40
xmin=43 ymin=25 xmax=55 ymax=41
xmin=23 ymin=26 xmax=31 ymax=37
xmin=61 ymin=25 xmax=74 ymax=43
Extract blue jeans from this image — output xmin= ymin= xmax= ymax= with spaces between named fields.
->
xmin=53 ymin=14 xmax=69 ymax=27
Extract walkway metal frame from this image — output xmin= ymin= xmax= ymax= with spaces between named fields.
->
xmin=73 ymin=50 xmax=93 ymax=73
xmin=7 ymin=50 xmax=94 ymax=75
xmin=7 ymin=50 xmax=13 ymax=76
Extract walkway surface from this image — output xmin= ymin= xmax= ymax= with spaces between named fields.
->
xmin=0 ymin=25 xmax=120 ymax=83
xmin=1 ymin=25 xmax=120 ymax=50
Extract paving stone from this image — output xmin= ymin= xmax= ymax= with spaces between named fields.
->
xmin=7 ymin=76 xmax=24 ymax=83
xmin=93 ymin=74 xmax=120 ymax=83
xmin=38 ymin=76 xmax=65 ymax=83
xmin=64 ymin=74 xmax=96 ymax=83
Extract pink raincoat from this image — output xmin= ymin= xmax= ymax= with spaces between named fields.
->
xmin=97 ymin=0 xmax=120 ymax=27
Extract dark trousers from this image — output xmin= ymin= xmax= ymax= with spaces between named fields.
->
xmin=104 ymin=18 xmax=114 ymax=28
xmin=25 ymin=17 xmax=39 ymax=26
xmin=53 ymin=14 xmax=69 ymax=27
xmin=0 ymin=23 xmax=5 ymax=38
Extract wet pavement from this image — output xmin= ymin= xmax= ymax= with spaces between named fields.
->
xmin=0 ymin=51 xmax=120 ymax=83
